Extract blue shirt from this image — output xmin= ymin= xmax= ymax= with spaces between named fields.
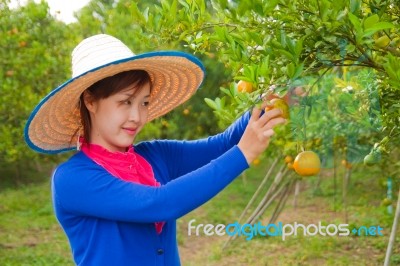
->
xmin=52 ymin=112 xmax=250 ymax=265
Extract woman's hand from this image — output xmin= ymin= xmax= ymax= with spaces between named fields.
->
xmin=238 ymin=106 xmax=286 ymax=164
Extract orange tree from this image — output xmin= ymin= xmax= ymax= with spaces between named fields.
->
xmin=117 ymin=0 xmax=400 ymax=171
xmin=125 ymin=0 xmax=400 ymax=260
xmin=117 ymin=0 xmax=400 ymax=245
xmin=0 ymin=0 xmax=78 ymax=178
xmin=3 ymin=0 xmax=400 ymax=184
xmin=48 ymin=0 xmax=398 ymax=191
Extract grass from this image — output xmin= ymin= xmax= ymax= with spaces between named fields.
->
xmin=0 ymin=159 xmax=399 ymax=265
xmin=177 ymin=161 xmax=400 ymax=266
xmin=0 ymin=182 xmax=73 ymax=265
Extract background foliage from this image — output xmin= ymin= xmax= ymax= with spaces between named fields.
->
xmin=1 ymin=0 xmax=399 ymax=178
xmin=1 ymin=0 xmax=76 ymax=173
xmin=1 ymin=0 xmax=399 ymax=264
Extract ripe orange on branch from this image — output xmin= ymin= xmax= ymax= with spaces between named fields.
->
xmin=293 ymin=151 xmax=321 ymax=176
xmin=183 ymin=108 xmax=190 ymax=115
xmin=237 ymin=80 xmax=254 ymax=93
xmin=341 ymin=159 xmax=352 ymax=169
xmin=284 ymin=155 xmax=293 ymax=164
xmin=264 ymin=98 xmax=290 ymax=119
xmin=252 ymin=158 xmax=261 ymax=166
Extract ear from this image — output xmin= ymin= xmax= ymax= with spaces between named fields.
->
xmin=83 ymin=91 xmax=97 ymax=113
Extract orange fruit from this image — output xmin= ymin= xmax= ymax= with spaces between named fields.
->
xmin=19 ymin=41 xmax=27 ymax=48
xmin=183 ymin=109 xmax=190 ymax=115
xmin=287 ymin=162 xmax=294 ymax=170
xmin=5 ymin=70 xmax=14 ymax=77
xmin=237 ymin=80 xmax=254 ymax=93
xmin=265 ymin=98 xmax=290 ymax=119
xmin=293 ymin=151 xmax=321 ymax=176
xmin=284 ymin=155 xmax=293 ymax=164
xmin=252 ymin=158 xmax=261 ymax=166
xmin=341 ymin=160 xmax=352 ymax=169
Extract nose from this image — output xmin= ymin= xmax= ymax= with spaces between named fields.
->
xmin=128 ymin=104 xmax=141 ymax=123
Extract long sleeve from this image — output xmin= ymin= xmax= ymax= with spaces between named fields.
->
xmin=135 ymin=111 xmax=251 ymax=182
xmin=52 ymin=112 xmax=253 ymax=266
xmin=52 ymin=145 xmax=249 ymax=223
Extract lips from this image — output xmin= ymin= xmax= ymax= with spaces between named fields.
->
xmin=122 ymin=127 xmax=137 ymax=135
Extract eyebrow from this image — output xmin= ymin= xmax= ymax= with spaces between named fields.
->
xmin=122 ymin=93 xmax=150 ymax=98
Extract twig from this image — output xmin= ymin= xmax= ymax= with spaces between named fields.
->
xmin=342 ymin=168 xmax=352 ymax=224
xmin=248 ymin=175 xmax=290 ymax=225
xmin=222 ymin=165 xmax=287 ymax=250
xmin=384 ymin=188 xmax=400 ymax=266
xmin=293 ymin=179 xmax=301 ymax=209
xmin=241 ymin=172 xmax=247 ymax=186
xmin=333 ymin=148 xmax=337 ymax=212
xmin=245 ymin=166 xmax=288 ymax=224
xmin=269 ymin=176 xmax=296 ymax=224
xmin=236 ymin=157 xmax=280 ymax=224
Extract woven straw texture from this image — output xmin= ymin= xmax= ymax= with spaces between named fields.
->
xmin=25 ymin=34 xmax=205 ymax=153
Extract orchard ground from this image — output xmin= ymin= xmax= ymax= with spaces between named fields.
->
xmin=0 ymin=158 xmax=399 ymax=265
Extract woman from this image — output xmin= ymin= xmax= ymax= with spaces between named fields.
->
xmin=25 ymin=34 xmax=285 ymax=265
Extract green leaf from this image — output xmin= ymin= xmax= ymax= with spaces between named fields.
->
xmin=308 ymin=105 xmax=313 ymax=118
xmin=234 ymin=75 xmax=253 ymax=82
xmin=220 ymin=96 xmax=226 ymax=108
xmin=349 ymin=0 xmax=361 ymax=13
xmin=258 ymin=56 xmax=270 ymax=79
xmin=141 ymin=7 xmax=150 ymax=22
xmin=160 ymin=0 xmax=171 ymax=11
xmin=178 ymin=0 xmax=190 ymax=10
xmin=363 ymin=14 xmax=379 ymax=30
xmin=286 ymin=38 xmax=296 ymax=55
xmin=295 ymin=38 xmax=304 ymax=58
xmin=293 ymin=63 xmax=304 ymax=80
xmin=247 ymin=31 xmax=263 ymax=46
xmin=363 ymin=22 xmax=395 ymax=37
xmin=346 ymin=44 xmax=356 ymax=53
xmin=171 ymin=0 xmax=178 ymax=15
xmin=287 ymin=62 xmax=295 ymax=78
xmin=348 ymin=13 xmax=361 ymax=32
xmin=263 ymin=0 xmax=279 ymax=13
xmin=336 ymin=9 xmax=348 ymax=21
xmin=242 ymin=65 xmax=257 ymax=83
xmin=204 ymin=98 xmax=218 ymax=110
xmin=270 ymin=39 xmax=282 ymax=49
xmin=220 ymin=87 xmax=231 ymax=96
xmin=278 ymin=49 xmax=295 ymax=62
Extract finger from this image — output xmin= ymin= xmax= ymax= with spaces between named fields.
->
xmin=257 ymin=108 xmax=283 ymax=126
xmin=263 ymin=128 xmax=275 ymax=137
xmin=262 ymin=117 xmax=287 ymax=130
xmin=250 ymin=106 xmax=262 ymax=122
xmin=259 ymin=101 xmax=268 ymax=110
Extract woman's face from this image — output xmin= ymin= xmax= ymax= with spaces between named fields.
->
xmin=85 ymin=82 xmax=150 ymax=152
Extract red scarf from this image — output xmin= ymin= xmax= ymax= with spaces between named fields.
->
xmin=81 ymin=141 xmax=164 ymax=234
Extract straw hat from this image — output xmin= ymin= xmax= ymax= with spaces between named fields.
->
xmin=24 ymin=34 xmax=205 ymax=154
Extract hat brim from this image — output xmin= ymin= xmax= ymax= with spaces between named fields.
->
xmin=24 ymin=51 xmax=205 ymax=154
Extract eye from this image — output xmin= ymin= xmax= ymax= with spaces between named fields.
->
xmin=122 ymin=100 xmax=131 ymax=105
xmin=142 ymin=101 xmax=150 ymax=107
